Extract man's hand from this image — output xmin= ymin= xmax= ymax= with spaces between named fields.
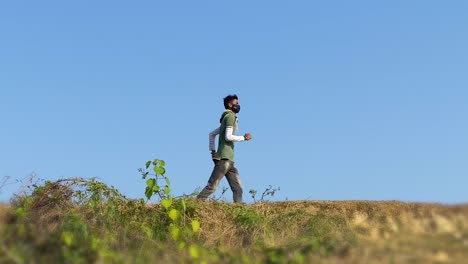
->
xmin=211 ymin=150 xmax=217 ymax=159
xmin=244 ymin=133 xmax=252 ymax=141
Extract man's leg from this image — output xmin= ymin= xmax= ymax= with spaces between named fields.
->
xmin=197 ymin=159 xmax=230 ymax=200
xmin=225 ymin=162 xmax=243 ymax=203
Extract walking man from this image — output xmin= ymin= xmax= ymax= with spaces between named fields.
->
xmin=197 ymin=94 xmax=252 ymax=203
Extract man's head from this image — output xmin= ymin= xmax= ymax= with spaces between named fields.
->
xmin=223 ymin=94 xmax=240 ymax=113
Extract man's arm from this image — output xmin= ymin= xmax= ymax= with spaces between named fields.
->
xmin=225 ymin=126 xmax=246 ymax=142
xmin=209 ymin=127 xmax=220 ymax=152
xmin=224 ymin=114 xmax=251 ymax=142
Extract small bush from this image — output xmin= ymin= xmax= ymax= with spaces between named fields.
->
xmin=233 ymin=206 xmax=263 ymax=228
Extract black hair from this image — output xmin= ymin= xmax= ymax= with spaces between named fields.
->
xmin=223 ymin=94 xmax=238 ymax=109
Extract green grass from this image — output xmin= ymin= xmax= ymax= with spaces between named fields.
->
xmin=1 ymin=178 xmax=467 ymax=263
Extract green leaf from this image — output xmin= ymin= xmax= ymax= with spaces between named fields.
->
xmin=189 ymin=245 xmax=200 ymax=259
xmin=153 ymin=185 xmax=160 ymax=192
xmin=145 ymin=161 xmax=151 ymax=169
xmin=170 ymin=224 xmax=180 ymax=240
xmin=168 ymin=208 xmax=179 ymax=221
xmin=191 ymin=219 xmax=201 ymax=233
xmin=165 ymin=177 xmax=170 ymax=186
xmin=146 ymin=178 xmax=155 ymax=189
xmin=178 ymin=242 xmax=186 ymax=250
xmin=157 ymin=160 xmax=166 ymax=167
xmin=154 ymin=166 xmax=165 ymax=175
xmin=164 ymin=186 xmax=171 ymax=195
xmin=62 ymin=231 xmax=74 ymax=247
xmin=161 ymin=199 xmax=172 ymax=209
xmin=145 ymin=186 xmax=152 ymax=200
xmin=15 ymin=207 xmax=25 ymax=218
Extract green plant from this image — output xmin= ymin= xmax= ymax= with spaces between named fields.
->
xmin=250 ymin=185 xmax=280 ymax=203
xmin=60 ymin=212 xmax=110 ymax=263
xmin=212 ymin=186 xmax=229 ymax=201
xmin=3 ymin=177 xmax=131 ymax=263
xmin=139 ymin=159 xmax=170 ymax=201
xmin=233 ymin=206 xmax=262 ymax=228
xmin=139 ymin=158 xmax=203 ymax=259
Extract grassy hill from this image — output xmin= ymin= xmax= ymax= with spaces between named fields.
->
xmin=1 ymin=178 xmax=467 ymax=263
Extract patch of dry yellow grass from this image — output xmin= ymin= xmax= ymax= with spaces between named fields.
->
xmin=193 ymin=200 xmax=468 ymax=263
xmin=3 ymin=197 xmax=467 ymax=263
xmin=196 ymin=200 xmax=468 ymax=241
xmin=0 ymin=203 xmax=11 ymax=225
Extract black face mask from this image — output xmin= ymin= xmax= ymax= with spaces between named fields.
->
xmin=231 ymin=104 xmax=241 ymax=113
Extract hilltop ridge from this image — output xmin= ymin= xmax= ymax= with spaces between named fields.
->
xmin=0 ymin=180 xmax=467 ymax=263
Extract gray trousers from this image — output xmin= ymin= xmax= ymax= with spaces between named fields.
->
xmin=197 ymin=159 xmax=243 ymax=203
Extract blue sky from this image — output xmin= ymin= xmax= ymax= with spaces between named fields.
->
xmin=1 ymin=1 xmax=467 ymax=203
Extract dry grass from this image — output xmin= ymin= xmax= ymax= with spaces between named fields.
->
xmin=196 ymin=200 xmax=468 ymax=240
xmin=193 ymin=200 xmax=468 ymax=263
xmin=2 ymin=193 xmax=468 ymax=263
xmin=0 ymin=203 xmax=11 ymax=225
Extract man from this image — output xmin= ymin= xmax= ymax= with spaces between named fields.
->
xmin=197 ymin=94 xmax=252 ymax=203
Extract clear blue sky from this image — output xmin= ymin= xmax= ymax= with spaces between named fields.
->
xmin=1 ymin=1 xmax=467 ymax=204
